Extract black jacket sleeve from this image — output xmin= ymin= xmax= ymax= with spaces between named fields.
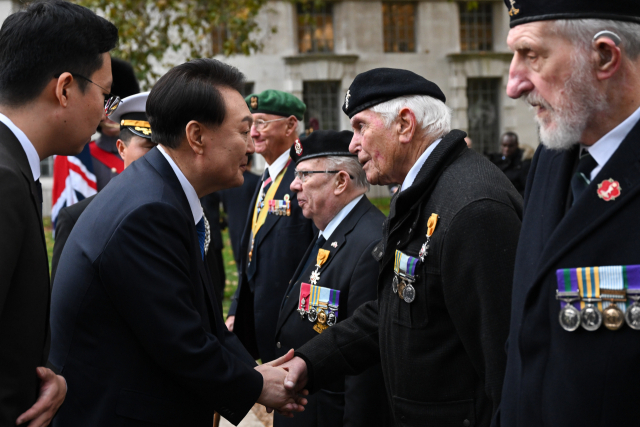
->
xmin=51 ymin=208 xmax=75 ymax=284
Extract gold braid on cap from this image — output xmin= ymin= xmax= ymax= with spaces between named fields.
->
xmin=121 ymin=120 xmax=152 ymax=136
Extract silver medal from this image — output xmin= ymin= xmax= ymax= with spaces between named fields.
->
xmin=327 ymin=312 xmax=336 ymax=326
xmin=580 ymin=304 xmax=602 ymax=331
xmin=392 ymin=276 xmax=398 ymax=293
xmin=625 ymin=302 xmax=640 ymax=330
xmin=403 ymin=283 xmax=416 ymax=303
xmin=558 ymin=304 xmax=581 ymax=332
xmin=308 ymin=307 xmax=318 ymax=323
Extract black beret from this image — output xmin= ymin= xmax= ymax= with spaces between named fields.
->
xmin=342 ymin=68 xmax=446 ymax=119
xmin=290 ymin=130 xmax=356 ymax=164
xmin=110 ymin=58 xmax=140 ymax=99
xmin=504 ymin=0 xmax=640 ymax=28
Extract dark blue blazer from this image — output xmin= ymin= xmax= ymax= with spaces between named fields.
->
xmin=229 ymin=160 xmax=315 ymax=362
xmin=496 ymin=119 xmax=640 ymax=426
xmin=49 ymin=147 xmax=262 ymax=427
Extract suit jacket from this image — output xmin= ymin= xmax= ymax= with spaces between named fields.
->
xmin=296 ymin=131 xmax=523 ymax=427
xmin=495 ymin=119 xmax=640 ymax=426
xmin=0 ymin=123 xmax=50 ymax=425
xmin=50 ymin=195 xmax=95 ymax=283
xmin=49 ymin=147 xmax=262 ymax=427
xmin=274 ymin=196 xmax=390 ymax=427
xmin=229 ymin=159 xmax=315 ymax=362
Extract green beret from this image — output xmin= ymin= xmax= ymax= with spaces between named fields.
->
xmin=245 ymin=89 xmax=306 ymax=121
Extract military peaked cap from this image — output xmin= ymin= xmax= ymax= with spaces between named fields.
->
xmin=245 ymin=89 xmax=306 ymax=120
xmin=290 ymin=130 xmax=355 ymax=164
xmin=504 ymin=0 xmax=640 ymax=27
xmin=342 ymin=68 xmax=446 ymax=118
xmin=109 ymin=92 xmax=152 ymax=139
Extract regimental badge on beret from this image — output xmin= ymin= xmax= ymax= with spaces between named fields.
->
xmin=245 ymin=90 xmax=306 ymax=120
xmin=344 ymin=90 xmax=351 ymax=109
xmin=290 ymin=130 xmax=356 ymax=164
xmin=295 ymin=139 xmax=303 ymax=156
xmin=250 ymin=96 xmax=258 ymax=110
xmin=507 ymin=0 xmax=520 ymax=16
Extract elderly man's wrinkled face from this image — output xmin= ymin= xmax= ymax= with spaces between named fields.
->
xmin=506 ymin=21 xmax=606 ymax=150
xmin=348 ymin=109 xmax=397 ymax=185
xmin=290 ymin=157 xmax=335 ymax=223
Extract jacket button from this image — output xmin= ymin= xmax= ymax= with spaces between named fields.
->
xmin=463 ymin=419 xmax=470 ymax=427
xmin=276 ymin=342 xmax=281 ymax=349
xmin=397 ymin=240 xmax=401 ymax=245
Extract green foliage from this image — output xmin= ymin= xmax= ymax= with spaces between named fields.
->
xmin=72 ymin=0 xmax=271 ymax=88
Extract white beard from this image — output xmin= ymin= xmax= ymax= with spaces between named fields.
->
xmin=525 ymin=56 xmax=607 ymax=151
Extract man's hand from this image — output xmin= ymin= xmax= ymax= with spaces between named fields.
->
xmin=16 ymin=367 xmax=67 ymax=427
xmin=225 ymin=315 xmax=235 ymax=332
xmin=281 ymin=356 xmax=309 ymax=393
xmin=256 ymin=350 xmax=308 ymax=417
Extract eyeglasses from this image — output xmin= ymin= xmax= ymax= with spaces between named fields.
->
xmin=294 ymin=170 xmax=353 ymax=183
xmin=252 ymin=117 xmax=288 ymax=131
xmin=70 ymin=73 xmax=121 ymax=117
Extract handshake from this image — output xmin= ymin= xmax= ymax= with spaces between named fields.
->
xmin=254 ymin=349 xmax=310 ymax=417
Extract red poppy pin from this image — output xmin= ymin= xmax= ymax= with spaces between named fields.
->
xmin=597 ymin=178 xmax=621 ymax=201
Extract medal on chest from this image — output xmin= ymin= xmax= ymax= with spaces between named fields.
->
xmin=298 ymin=282 xmax=340 ymax=334
xmin=418 ymin=213 xmax=439 ymax=262
xmin=393 ymin=250 xmax=418 ymax=303
xmin=310 ymin=248 xmax=330 ymax=285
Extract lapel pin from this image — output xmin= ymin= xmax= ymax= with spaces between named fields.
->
xmin=331 ymin=242 xmax=338 ymax=248
xmin=597 ymin=179 xmax=621 ymax=201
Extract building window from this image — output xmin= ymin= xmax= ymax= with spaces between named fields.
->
xmin=297 ymin=3 xmax=334 ymax=54
xmin=459 ymin=2 xmax=493 ymax=52
xmin=40 ymin=157 xmax=54 ymax=178
xmin=383 ymin=3 xmax=416 ymax=53
xmin=467 ymin=78 xmax=500 ymax=154
xmin=303 ymin=81 xmax=340 ymax=131
xmin=211 ymin=25 xmax=229 ymax=56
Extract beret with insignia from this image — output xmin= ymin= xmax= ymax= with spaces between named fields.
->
xmin=245 ymin=89 xmax=306 ymax=120
xmin=504 ymin=0 xmax=640 ymax=28
xmin=342 ymin=68 xmax=446 ymax=119
xmin=290 ymin=130 xmax=355 ymax=164
xmin=108 ymin=92 xmax=152 ymax=139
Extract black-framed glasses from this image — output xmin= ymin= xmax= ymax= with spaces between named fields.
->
xmin=252 ymin=117 xmax=288 ymax=131
xmin=294 ymin=170 xmax=353 ymax=183
xmin=69 ymin=73 xmax=121 ymax=117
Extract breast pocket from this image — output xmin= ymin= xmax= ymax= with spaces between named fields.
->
xmin=392 ymin=268 xmax=429 ymax=329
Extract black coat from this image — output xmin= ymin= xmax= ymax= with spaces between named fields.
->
xmin=0 ymin=123 xmax=51 ymax=425
xmin=495 ymin=119 xmax=640 ymax=426
xmin=274 ymin=196 xmax=391 ymax=427
xmin=50 ymin=194 xmax=95 ymax=283
xmin=296 ymin=131 xmax=523 ymax=427
xmin=49 ymin=147 xmax=262 ymax=426
xmin=229 ymin=160 xmax=315 ymax=362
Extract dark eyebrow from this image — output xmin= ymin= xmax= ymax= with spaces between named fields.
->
xmin=242 ymin=115 xmax=253 ymax=125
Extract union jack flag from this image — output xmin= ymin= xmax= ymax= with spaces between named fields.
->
xmin=51 ymin=144 xmax=97 ymax=232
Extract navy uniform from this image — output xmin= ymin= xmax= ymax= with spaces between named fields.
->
xmin=274 ymin=131 xmax=391 ymax=427
xmin=295 ymin=69 xmax=523 ymax=426
xmin=230 ymin=90 xmax=315 ymax=362
xmin=496 ymin=2 xmax=640 ymax=426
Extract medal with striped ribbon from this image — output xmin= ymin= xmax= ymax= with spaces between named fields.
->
xmin=394 ymin=250 xmax=418 ymax=303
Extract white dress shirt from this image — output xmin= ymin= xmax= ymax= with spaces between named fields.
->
xmin=320 ymin=194 xmax=364 ymax=240
xmin=0 ymin=112 xmax=40 ymax=180
xmin=400 ymin=138 xmax=442 ymax=192
xmin=584 ymin=104 xmax=640 ymax=180
xmin=157 ymin=145 xmax=202 ymax=224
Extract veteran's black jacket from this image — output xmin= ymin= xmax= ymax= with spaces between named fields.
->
xmin=495 ymin=118 xmax=640 ymax=427
xmin=230 ymin=158 xmax=315 ymax=362
xmin=274 ymin=196 xmax=391 ymax=427
xmin=297 ymin=130 xmax=523 ymax=427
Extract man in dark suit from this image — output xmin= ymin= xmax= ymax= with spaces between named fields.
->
xmin=49 ymin=59 xmax=306 ymax=427
xmin=51 ymin=92 xmax=156 ymax=282
xmin=0 ymin=2 xmax=118 ymax=425
xmin=488 ymin=132 xmax=531 ymax=196
xmin=227 ymin=90 xmax=315 ymax=363
xmin=274 ymin=130 xmax=390 ymax=427
xmin=494 ymin=2 xmax=640 ymax=426
xmin=282 ymin=68 xmax=523 ymax=427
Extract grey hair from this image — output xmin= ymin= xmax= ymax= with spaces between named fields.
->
xmin=324 ymin=156 xmax=370 ymax=191
xmin=552 ymin=19 xmax=640 ymax=60
xmin=370 ymin=94 xmax=452 ymax=140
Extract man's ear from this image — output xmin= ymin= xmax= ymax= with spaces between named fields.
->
xmin=54 ymin=72 xmax=74 ymax=108
xmin=285 ymin=116 xmax=298 ymax=137
xmin=333 ymin=171 xmax=349 ymax=195
xmin=185 ymin=120 xmax=205 ymax=155
xmin=593 ymin=37 xmax=622 ymax=81
xmin=116 ymin=139 xmax=126 ymax=159
xmin=397 ymin=107 xmax=417 ymax=144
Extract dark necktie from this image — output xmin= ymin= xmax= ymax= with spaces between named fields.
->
xmin=196 ymin=217 xmax=205 ymax=260
xmin=295 ymin=235 xmax=326 ymax=284
xmin=35 ymin=178 xmax=43 ymax=216
xmin=571 ymin=151 xmax=598 ymax=205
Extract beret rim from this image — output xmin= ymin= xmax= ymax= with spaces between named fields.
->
xmin=250 ymin=108 xmax=303 ymax=121
xmin=510 ymin=13 xmax=640 ymax=27
xmin=344 ymin=96 xmax=395 ymax=118
xmin=294 ymin=151 xmax=358 ymax=164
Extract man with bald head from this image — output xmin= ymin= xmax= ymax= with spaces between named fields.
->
xmin=496 ymin=1 xmax=640 ymax=426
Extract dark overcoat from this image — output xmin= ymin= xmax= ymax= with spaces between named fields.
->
xmin=495 ymin=119 xmax=640 ymax=426
xmin=274 ymin=196 xmax=391 ymax=427
xmin=229 ymin=158 xmax=315 ymax=362
xmin=297 ymin=130 xmax=523 ymax=427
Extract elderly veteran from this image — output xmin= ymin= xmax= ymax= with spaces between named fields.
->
xmin=281 ymin=68 xmax=523 ymax=427
xmin=51 ymin=92 xmax=156 ymax=282
xmin=228 ymin=90 xmax=315 ymax=363
xmin=273 ymin=130 xmax=391 ymax=427
xmin=495 ymin=2 xmax=640 ymax=426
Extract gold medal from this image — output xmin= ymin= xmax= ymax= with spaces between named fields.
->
xmin=603 ymin=303 xmax=624 ymax=331
xmin=313 ymin=310 xmax=329 ymax=333
xmin=397 ymin=280 xmax=406 ymax=300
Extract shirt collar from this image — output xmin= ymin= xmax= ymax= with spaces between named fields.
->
xmin=0 ymin=112 xmax=40 ymax=180
xmin=583 ymin=104 xmax=640 ymax=180
xmin=319 ymin=194 xmax=363 ymax=240
xmin=400 ymin=138 xmax=442 ymax=192
xmin=266 ymin=149 xmax=291 ymax=180
xmin=157 ymin=145 xmax=202 ymax=224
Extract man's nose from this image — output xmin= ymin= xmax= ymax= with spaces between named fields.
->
xmin=506 ymin=56 xmax=534 ymax=99
xmin=290 ymin=176 xmax=302 ymax=192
